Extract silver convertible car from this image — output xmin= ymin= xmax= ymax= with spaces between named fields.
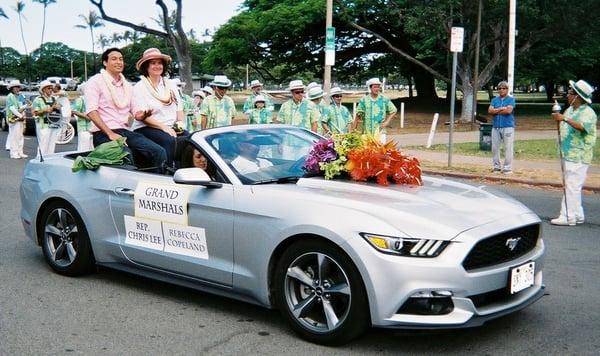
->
xmin=20 ymin=124 xmax=545 ymax=345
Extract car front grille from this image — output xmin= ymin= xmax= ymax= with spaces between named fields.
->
xmin=462 ymin=224 xmax=540 ymax=271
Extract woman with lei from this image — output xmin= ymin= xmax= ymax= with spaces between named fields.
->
xmin=132 ymin=48 xmax=185 ymax=168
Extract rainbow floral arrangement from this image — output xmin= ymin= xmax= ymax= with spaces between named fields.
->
xmin=303 ymin=133 xmax=422 ymax=186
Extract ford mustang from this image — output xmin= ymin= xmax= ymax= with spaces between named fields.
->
xmin=20 ymin=124 xmax=545 ymax=345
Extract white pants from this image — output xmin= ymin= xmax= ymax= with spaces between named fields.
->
xmin=36 ymin=125 xmax=61 ymax=156
xmin=77 ymin=130 xmax=94 ymax=152
xmin=559 ymin=160 xmax=588 ymax=221
xmin=492 ymin=127 xmax=515 ymax=170
xmin=8 ymin=121 xmax=25 ymax=158
xmin=5 ymin=125 xmax=12 ymax=150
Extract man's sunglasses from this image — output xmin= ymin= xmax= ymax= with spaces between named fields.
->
xmin=292 ymin=90 xmax=304 ymax=94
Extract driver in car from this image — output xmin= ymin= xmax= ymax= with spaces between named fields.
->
xmin=231 ymin=140 xmax=273 ymax=175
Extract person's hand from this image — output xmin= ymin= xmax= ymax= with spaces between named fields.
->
xmin=107 ymin=131 xmax=123 ymax=141
xmin=552 ymin=113 xmax=565 ymax=122
xmin=162 ymin=126 xmax=177 ymax=137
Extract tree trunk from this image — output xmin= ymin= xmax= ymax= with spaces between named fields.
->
xmin=544 ymin=79 xmax=555 ymax=102
xmin=172 ymin=39 xmax=193 ymax=94
xmin=412 ymin=67 xmax=438 ymax=101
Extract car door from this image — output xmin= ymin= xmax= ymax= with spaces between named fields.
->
xmin=109 ymin=169 xmax=234 ymax=286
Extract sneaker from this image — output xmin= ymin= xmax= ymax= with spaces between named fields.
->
xmin=502 ymin=169 xmax=513 ymax=175
xmin=10 ymin=155 xmax=21 ymax=159
xmin=491 ymin=167 xmax=501 ymax=173
xmin=550 ymin=217 xmax=576 ymax=226
xmin=19 ymin=153 xmax=28 ymax=158
xmin=576 ymin=218 xmax=585 ymax=225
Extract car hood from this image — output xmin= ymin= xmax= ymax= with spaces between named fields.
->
xmin=291 ymin=176 xmax=533 ymax=240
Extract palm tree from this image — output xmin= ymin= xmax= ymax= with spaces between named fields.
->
xmin=75 ymin=10 xmax=104 ymax=73
xmin=13 ymin=1 xmax=28 ymax=56
xmin=97 ymin=34 xmax=110 ymax=51
xmin=32 ymin=0 xmax=56 ymax=51
xmin=110 ymin=32 xmax=122 ymax=46
xmin=0 ymin=7 xmax=8 ymax=70
xmin=122 ymin=30 xmax=132 ymax=44
xmin=13 ymin=1 xmax=30 ymax=82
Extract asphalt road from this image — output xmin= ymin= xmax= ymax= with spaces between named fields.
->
xmin=1 ymin=131 xmax=599 ymax=355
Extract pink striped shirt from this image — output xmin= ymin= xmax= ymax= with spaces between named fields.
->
xmin=84 ymin=72 xmax=133 ymax=132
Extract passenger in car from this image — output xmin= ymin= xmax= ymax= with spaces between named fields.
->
xmin=180 ymin=143 xmax=216 ymax=179
xmin=132 ymin=48 xmax=186 ymax=169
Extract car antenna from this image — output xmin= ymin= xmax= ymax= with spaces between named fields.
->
xmin=38 ymin=147 xmax=44 ymax=162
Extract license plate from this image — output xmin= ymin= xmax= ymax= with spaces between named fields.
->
xmin=509 ymin=261 xmax=535 ymax=294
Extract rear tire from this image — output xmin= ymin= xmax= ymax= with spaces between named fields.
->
xmin=39 ymin=201 xmax=95 ymax=276
xmin=274 ymin=239 xmax=370 ymax=345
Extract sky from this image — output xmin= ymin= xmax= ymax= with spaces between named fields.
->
xmin=0 ymin=0 xmax=244 ymax=53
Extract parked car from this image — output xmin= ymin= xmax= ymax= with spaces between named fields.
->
xmin=20 ymin=125 xmax=545 ymax=345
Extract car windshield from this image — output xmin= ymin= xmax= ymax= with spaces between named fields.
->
xmin=205 ymin=127 xmax=320 ymax=184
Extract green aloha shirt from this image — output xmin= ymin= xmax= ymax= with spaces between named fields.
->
xmin=180 ymin=94 xmax=196 ymax=130
xmin=243 ymin=93 xmax=274 ymax=113
xmin=277 ymin=98 xmax=319 ymax=130
xmin=325 ymin=103 xmax=352 ymax=134
xmin=71 ymin=96 xmax=91 ymax=132
xmin=356 ymin=94 xmax=397 ymax=135
xmin=315 ymin=100 xmax=330 ymax=135
xmin=200 ymin=95 xmax=236 ymax=129
xmin=247 ymin=108 xmax=273 ymax=124
xmin=32 ymin=95 xmax=57 ymax=129
xmin=560 ymin=104 xmax=597 ymax=164
xmin=6 ymin=93 xmax=25 ymax=123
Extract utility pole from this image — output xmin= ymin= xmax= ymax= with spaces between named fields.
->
xmin=323 ymin=0 xmax=333 ymax=98
xmin=472 ymin=0 xmax=482 ymax=124
xmin=507 ymin=0 xmax=516 ymax=94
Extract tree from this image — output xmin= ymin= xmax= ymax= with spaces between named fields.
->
xmin=90 ymin=0 xmax=194 ymax=94
xmin=75 ymin=10 xmax=104 ymax=73
xmin=13 ymin=1 xmax=28 ymax=57
xmin=32 ymin=0 xmax=57 ymax=52
xmin=97 ymin=33 xmax=110 ymax=50
xmin=110 ymin=32 xmax=122 ymax=45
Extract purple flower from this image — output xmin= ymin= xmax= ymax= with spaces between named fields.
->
xmin=303 ymin=138 xmax=338 ymax=173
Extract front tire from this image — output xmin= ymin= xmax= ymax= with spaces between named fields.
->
xmin=274 ymin=239 xmax=370 ymax=345
xmin=39 ymin=201 xmax=95 ymax=276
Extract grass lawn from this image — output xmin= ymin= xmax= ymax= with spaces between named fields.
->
xmin=413 ymin=139 xmax=600 ymax=164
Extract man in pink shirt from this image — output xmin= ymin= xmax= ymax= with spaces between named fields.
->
xmin=85 ymin=47 xmax=166 ymax=171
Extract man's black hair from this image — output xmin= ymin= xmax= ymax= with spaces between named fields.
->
xmin=101 ymin=47 xmax=123 ymax=64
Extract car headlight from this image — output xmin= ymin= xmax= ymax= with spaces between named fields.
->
xmin=360 ymin=233 xmax=449 ymax=257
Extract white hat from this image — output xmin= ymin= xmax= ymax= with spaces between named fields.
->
xmin=39 ymin=80 xmax=53 ymax=92
xmin=307 ymin=86 xmax=324 ymax=100
xmin=253 ymin=94 xmax=266 ymax=104
xmin=250 ymin=79 xmax=263 ymax=88
xmin=366 ymin=77 xmax=382 ymax=87
xmin=569 ymin=79 xmax=594 ymax=104
xmin=210 ymin=75 xmax=232 ymax=88
xmin=192 ymin=90 xmax=206 ymax=98
xmin=171 ymin=78 xmax=186 ymax=87
xmin=202 ymin=86 xmax=214 ymax=95
xmin=288 ymin=80 xmax=305 ymax=91
xmin=306 ymin=82 xmax=320 ymax=91
xmin=7 ymin=79 xmax=23 ymax=90
xmin=135 ymin=47 xmax=172 ymax=71
xmin=329 ymin=87 xmax=343 ymax=96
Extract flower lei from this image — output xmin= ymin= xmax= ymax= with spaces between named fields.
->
xmin=100 ymin=69 xmax=132 ymax=109
xmin=303 ymin=133 xmax=422 ymax=186
xmin=140 ymin=75 xmax=175 ymax=106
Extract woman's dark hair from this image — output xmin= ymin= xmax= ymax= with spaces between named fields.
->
xmin=139 ymin=58 xmax=169 ymax=77
xmin=101 ymin=47 xmax=123 ymax=63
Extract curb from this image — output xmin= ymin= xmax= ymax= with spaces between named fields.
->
xmin=423 ymin=169 xmax=600 ymax=193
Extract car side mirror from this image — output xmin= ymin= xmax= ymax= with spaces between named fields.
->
xmin=173 ymin=168 xmax=222 ymax=188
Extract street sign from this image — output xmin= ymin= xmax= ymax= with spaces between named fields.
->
xmin=325 ymin=26 xmax=335 ymax=66
xmin=325 ymin=27 xmax=335 ymax=50
xmin=450 ymin=27 xmax=464 ymax=53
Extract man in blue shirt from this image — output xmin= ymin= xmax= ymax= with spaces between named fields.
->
xmin=487 ymin=80 xmax=516 ymax=174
